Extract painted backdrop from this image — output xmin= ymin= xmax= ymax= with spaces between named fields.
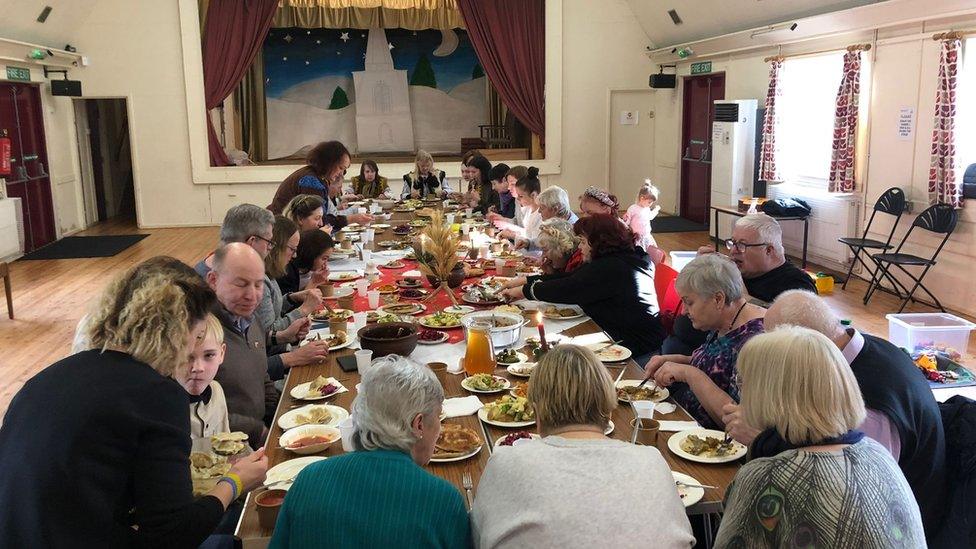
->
xmin=264 ymin=27 xmax=486 ymax=159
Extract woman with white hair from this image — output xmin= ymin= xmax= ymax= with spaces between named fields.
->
xmin=269 ymin=355 xmax=470 ymax=548
xmin=535 ymin=185 xmax=579 ymax=225
xmin=714 ymin=327 xmax=925 ymax=548
xmin=643 ymin=254 xmax=764 ymax=429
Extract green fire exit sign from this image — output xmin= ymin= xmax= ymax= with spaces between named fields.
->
xmin=690 ymin=61 xmax=712 ymax=75
xmin=6 ymin=67 xmax=30 ymax=82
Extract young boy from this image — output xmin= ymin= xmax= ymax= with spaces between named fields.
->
xmin=178 ymin=313 xmax=230 ymax=444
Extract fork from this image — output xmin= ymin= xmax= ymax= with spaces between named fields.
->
xmin=461 ymin=471 xmax=474 ymax=510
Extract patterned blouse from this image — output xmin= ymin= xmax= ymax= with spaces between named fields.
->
xmin=674 ymin=317 xmax=764 ymax=428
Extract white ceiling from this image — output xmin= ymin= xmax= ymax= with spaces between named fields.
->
xmin=0 ymin=0 xmax=98 ymax=48
xmin=627 ymin=0 xmax=889 ymax=47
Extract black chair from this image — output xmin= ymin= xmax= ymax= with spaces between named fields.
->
xmin=839 ymin=187 xmax=906 ymax=290
xmin=863 ymin=203 xmax=958 ymax=313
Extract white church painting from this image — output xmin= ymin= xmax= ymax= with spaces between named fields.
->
xmin=353 ymin=28 xmax=415 ymax=152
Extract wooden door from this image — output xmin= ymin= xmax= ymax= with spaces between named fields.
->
xmin=679 ymin=73 xmax=725 ymax=225
xmin=0 ymin=83 xmax=56 ymax=251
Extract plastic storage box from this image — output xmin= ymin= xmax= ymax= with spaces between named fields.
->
xmin=669 ymin=251 xmax=698 ymax=272
xmin=886 ymin=313 xmax=976 ymax=355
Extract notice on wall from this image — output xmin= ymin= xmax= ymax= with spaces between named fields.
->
xmin=620 ymin=110 xmax=638 ymax=125
xmin=897 ymin=106 xmax=915 ymax=140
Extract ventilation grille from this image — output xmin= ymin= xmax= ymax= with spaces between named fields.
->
xmin=714 ymin=103 xmax=740 ymax=122
xmin=667 ymin=9 xmax=683 ymax=25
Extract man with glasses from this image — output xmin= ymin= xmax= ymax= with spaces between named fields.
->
xmin=195 ymin=204 xmax=275 ymax=278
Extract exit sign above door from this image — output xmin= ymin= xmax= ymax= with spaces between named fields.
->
xmin=5 ymin=67 xmax=30 ymax=82
xmin=690 ymin=61 xmax=712 ymax=75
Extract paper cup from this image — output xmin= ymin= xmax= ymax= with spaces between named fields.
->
xmin=356 ymin=279 xmax=369 ymax=297
xmin=479 ymin=245 xmax=490 ymax=259
xmin=353 ymin=311 xmax=368 ymax=330
xmin=367 ymin=290 xmax=380 ymax=309
xmin=356 ymin=349 xmax=373 ymax=373
xmin=364 ymin=228 xmax=375 ymax=243
xmin=446 ymin=213 xmax=456 ymax=224
xmin=362 ymin=249 xmax=372 ymax=263
xmin=427 ymin=362 xmax=448 ymax=387
xmin=630 ymin=418 xmax=660 ymax=446
xmin=338 ymin=416 xmax=356 ymax=452
xmin=329 ymin=317 xmax=347 ymax=335
xmin=337 ymin=292 xmax=355 ymax=309
xmin=318 ymin=283 xmax=335 ymax=297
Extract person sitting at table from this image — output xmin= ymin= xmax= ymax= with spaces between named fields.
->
xmin=487 ymin=163 xmax=516 ymax=219
xmin=351 ymin=159 xmax=390 ymax=199
xmin=472 ymin=345 xmax=695 ymax=548
xmin=323 ymin=167 xmax=374 ymax=232
xmin=401 ymin=149 xmax=449 ymax=199
xmin=282 ymin=194 xmax=328 ymax=233
xmin=500 ymin=219 xmax=581 ymax=293
xmin=643 ymin=254 xmax=764 ymax=429
xmin=579 ymin=185 xmax=622 ymax=218
xmin=500 ymin=214 xmax=664 ymax=360
xmin=268 ymin=140 xmax=349 ymax=215
xmin=722 ymin=290 xmax=946 ymax=539
xmin=467 ymin=155 xmax=498 ymax=214
xmin=277 ymin=229 xmax=335 ymax=296
xmin=195 ymin=203 xmax=275 ymax=277
xmin=490 ymin=166 xmax=536 ymax=236
xmin=0 ymin=257 xmax=268 ymax=548
xmin=664 ymin=213 xmax=816 ymax=355
xmin=713 ymin=327 xmax=925 ymax=548
xmin=269 ymin=355 xmax=470 ymax=548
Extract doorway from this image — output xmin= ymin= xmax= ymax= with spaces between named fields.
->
xmin=0 ymin=82 xmax=57 ymax=252
xmin=608 ymin=89 xmax=654 ymax=209
xmin=679 ymin=73 xmax=725 ymax=225
xmin=74 ymin=98 xmax=134 ymax=227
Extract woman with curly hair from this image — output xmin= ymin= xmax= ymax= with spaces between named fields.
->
xmin=501 ymin=214 xmax=664 ymax=358
xmin=0 ymin=257 xmax=268 ymax=548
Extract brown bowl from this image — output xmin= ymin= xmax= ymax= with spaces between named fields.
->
xmin=357 ymin=322 xmax=419 ymax=358
xmin=255 ymin=489 xmax=287 ymax=529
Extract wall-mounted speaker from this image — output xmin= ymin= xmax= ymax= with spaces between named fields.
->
xmin=51 ymin=80 xmax=82 ymax=97
xmin=649 ymin=73 xmax=676 ymax=88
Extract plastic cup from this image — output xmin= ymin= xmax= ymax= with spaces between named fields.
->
xmin=338 ymin=416 xmax=356 ymax=452
xmin=631 ymin=400 xmax=657 ymax=419
xmin=461 ymin=223 xmax=470 ymax=235
xmin=357 ymin=206 xmax=367 ymax=215
xmin=353 ymin=311 xmax=368 ymax=330
xmin=356 ymin=349 xmax=373 ymax=374
xmin=446 ymin=213 xmax=456 ymax=225
xmin=356 ymin=278 xmax=369 ymax=297
xmin=367 ymin=290 xmax=380 ymax=309
xmin=362 ymin=249 xmax=372 ymax=263
xmin=364 ymin=228 xmax=375 ymax=243
xmin=479 ymin=245 xmax=490 ymax=259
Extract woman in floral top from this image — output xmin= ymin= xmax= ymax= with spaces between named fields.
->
xmin=644 ymin=255 xmax=765 ymax=428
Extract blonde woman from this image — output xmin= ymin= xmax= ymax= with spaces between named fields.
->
xmin=0 ymin=258 xmax=268 ymax=548
xmin=472 ymin=345 xmax=694 ymax=548
xmin=713 ymin=327 xmax=925 ymax=548
xmin=401 ymin=150 xmax=450 ymax=199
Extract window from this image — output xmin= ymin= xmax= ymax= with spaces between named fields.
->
xmin=956 ymin=38 xmax=976 ymax=177
xmin=775 ymin=52 xmax=845 ymax=186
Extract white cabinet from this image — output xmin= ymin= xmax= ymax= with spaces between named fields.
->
xmin=0 ymin=198 xmax=24 ymax=261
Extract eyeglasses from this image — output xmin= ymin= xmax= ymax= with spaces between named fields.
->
xmin=724 ymin=239 xmax=767 ymax=252
xmin=251 ymin=234 xmax=276 ymax=250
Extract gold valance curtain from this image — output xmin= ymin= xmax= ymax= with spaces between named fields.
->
xmin=275 ymin=0 xmax=463 ymax=29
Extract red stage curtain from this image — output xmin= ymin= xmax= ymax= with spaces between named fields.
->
xmin=201 ymin=0 xmax=279 ymax=166
xmin=457 ymin=0 xmax=545 ymax=142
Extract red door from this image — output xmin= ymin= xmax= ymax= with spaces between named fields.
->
xmin=679 ymin=73 xmax=725 ymax=225
xmin=0 ymin=83 xmax=56 ymax=252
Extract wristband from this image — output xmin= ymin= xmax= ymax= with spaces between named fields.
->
xmin=219 ymin=473 xmax=243 ymax=499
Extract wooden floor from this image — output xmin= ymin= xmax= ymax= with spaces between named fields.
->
xmin=1 ymin=218 xmax=973 ymax=417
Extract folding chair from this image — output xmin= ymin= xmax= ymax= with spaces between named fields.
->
xmin=838 ymin=187 xmax=905 ymax=290
xmin=863 ymin=203 xmax=958 ymax=313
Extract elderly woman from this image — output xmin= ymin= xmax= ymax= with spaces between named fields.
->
xmin=643 ymin=254 xmax=765 ymax=429
xmin=268 ymin=141 xmax=350 ymax=214
xmin=501 ymin=214 xmax=663 ymax=359
xmin=0 ymin=257 xmax=268 ymax=547
xmin=714 ymin=327 xmax=925 ymax=548
xmin=500 ymin=219 xmax=581 ymax=296
xmin=269 ymin=356 xmax=470 ymax=548
xmin=536 ymin=184 xmax=579 ymax=225
xmin=579 ymin=186 xmax=621 ymax=218
xmin=282 ymin=194 xmax=327 ymax=233
xmin=472 ymin=345 xmax=694 ymax=547
xmin=351 ymin=160 xmax=390 ymax=199
xmin=277 ymin=229 xmax=335 ymax=296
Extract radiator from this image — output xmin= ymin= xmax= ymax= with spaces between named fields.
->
xmin=766 ymin=184 xmax=859 ymax=269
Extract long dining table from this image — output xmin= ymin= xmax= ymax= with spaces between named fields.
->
xmin=235 ymin=203 xmax=741 ymax=548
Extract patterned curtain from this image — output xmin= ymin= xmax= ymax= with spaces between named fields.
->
xmin=827 ymin=50 xmax=861 ymax=193
xmin=928 ymin=38 xmax=962 ymax=207
xmin=759 ymin=58 xmax=783 ymax=182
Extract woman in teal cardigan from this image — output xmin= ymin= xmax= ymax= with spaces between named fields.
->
xmin=269 ymin=355 xmax=471 ymax=549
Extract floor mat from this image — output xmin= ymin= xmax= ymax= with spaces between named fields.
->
xmin=20 ymin=234 xmax=149 ymax=260
xmin=650 ymin=216 xmax=708 ymax=233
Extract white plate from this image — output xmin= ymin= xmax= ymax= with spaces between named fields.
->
xmin=587 ymin=343 xmax=632 ymax=363
xmin=378 ymin=261 xmax=405 ymax=269
xmin=278 ymin=404 xmax=349 ymax=431
xmin=289 ymin=377 xmax=348 ymax=401
xmin=278 ymin=424 xmax=341 ymax=455
xmin=478 ymin=406 xmax=536 ymax=428
xmin=506 ymin=362 xmax=535 ymax=378
xmin=443 ymin=305 xmax=475 ymax=314
xmin=543 ymin=309 xmax=584 ymax=321
xmin=495 ymin=351 xmax=528 ymax=367
xmin=299 ymin=328 xmax=354 ymax=351
xmin=309 ymin=309 xmax=353 ymax=322
xmin=462 ymin=375 xmax=511 ymax=394
xmin=493 ymin=432 xmax=541 ymax=448
xmin=379 ymin=302 xmax=427 ymax=316
xmin=667 ymin=428 xmax=747 ymax=464
xmin=371 ymin=223 xmax=391 ymax=229
xmin=430 ymin=444 xmax=483 ymax=463
xmin=614 ymin=380 xmax=670 ymax=403
xmin=605 ymin=419 xmax=615 ymax=435
xmin=416 ymin=331 xmax=450 ymax=345
xmin=418 ymin=314 xmax=463 ymax=329
xmin=263 ymin=456 xmax=326 ymax=489
xmin=328 ymin=271 xmax=363 ymax=282
xmin=673 ymin=472 xmax=705 ymax=507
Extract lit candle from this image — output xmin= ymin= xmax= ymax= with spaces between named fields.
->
xmin=536 ymin=311 xmax=548 ymax=351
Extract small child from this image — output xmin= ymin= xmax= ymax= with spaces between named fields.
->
xmin=177 ymin=313 xmax=230 ymax=445
xmin=624 ymin=180 xmax=662 ymax=252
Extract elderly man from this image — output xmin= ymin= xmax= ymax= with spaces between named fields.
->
xmin=206 ymin=243 xmax=330 ymax=445
xmin=724 ymin=290 xmax=946 ymax=539
xmin=195 ymin=203 xmax=276 ymax=277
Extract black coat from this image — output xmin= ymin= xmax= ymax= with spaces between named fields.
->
xmin=933 ymin=395 xmax=976 ymax=548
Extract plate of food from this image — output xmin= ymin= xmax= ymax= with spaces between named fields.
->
xmin=494 ymin=431 xmax=541 ymax=448
xmin=509 ymin=381 xmax=528 ymax=399
xmin=263 ymin=456 xmax=327 ymax=489
xmin=396 ymin=278 xmax=423 ymax=288
xmin=371 ymin=223 xmax=391 ymax=230
xmin=290 ymin=375 xmax=348 ymax=401
xmin=543 ymin=305 xmax=584 ymax=320
xmin=417 ymin=328 xmax=449 ymax=345
xmin=673 ymin=471 xmax=706 ymax=508
xmin=462 ymin=290 xmax=504 ymax=306
xmin=479 ymin=395 xmax=535 ymax=427
xmin=309 ymin=309 xmax=353 ymax=322
xmin=507 ymin=362 xmax=535 ymax=378
xmin=464 ymin=267 xmax=486 ymax=278
xmin=366 ymin=310 xmax=404 ymax=323
xmin=399 ymin=288 xmax=428 ymax=299
xmin=493 ymin=304 xmax=523 ymax=314
xmin=278 ymin=425 xmax=341 ymax=455
xmin=210 ymin=432 xmax=249 ymax=456
xmin=373 ymin=283 xmax=399 ymax=294
xmin=392 ymin=225 xmax=413 ymax=235
xmin=377 ymin=240 xmax=399 ymax=248
xmin=379 ymin=302 xmax=426 ymax=316
xmin=393 ymin=206 xmax=416 ymax=213
xmin=667 ymin=429 xmax=747 ymax=464
xmin=516 ymin=266 xmax=543 ymax=277
xmin=278 ymin=404 xmax=349 ymax=431
xmin=340 ymin=223 xmax=363 ymax=232
xmin=418 ymin=311 xmax=463 ymax=329
xmin=614 ymin=380 xmax=669 ymax=403
xmin=462 ymin=374 xmax=511 ymax=394
xmin=380 ymin=260 xmax=405 ymax=269
xmin=430 ymin=423 xmax=484 ymax=462
xmin=190 ymin=452 xmax=232 ymax=496
xmin=587 ymin=343 xmax=632 ymax=363
xmin=495 ymin=348 xmax=528 ymax=365
xmin=408 ymin=219 xmax=428 ymax=227
xmin=443 ymin=305 xmax=475 ymax=314
xmin=300 ymin=329 xmax=352 ymax=351
xmin=328 ymin=271 xmax=363 ymax=282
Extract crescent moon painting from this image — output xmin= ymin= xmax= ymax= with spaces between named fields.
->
xmin=432 ymin=29 xmax=459 ymax=57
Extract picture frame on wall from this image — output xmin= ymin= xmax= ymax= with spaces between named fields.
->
xmin=0 ymin=178 xmax=6 ymax=199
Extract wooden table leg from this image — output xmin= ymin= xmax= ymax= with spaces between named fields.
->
xmin=1 ymin=263 xmax=11 ymax=319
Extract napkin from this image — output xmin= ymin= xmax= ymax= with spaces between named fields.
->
xmin=658 ymin=420 xmax=700 ymax=432
xmin=442 ymin=396 xmax=484 ymax=418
